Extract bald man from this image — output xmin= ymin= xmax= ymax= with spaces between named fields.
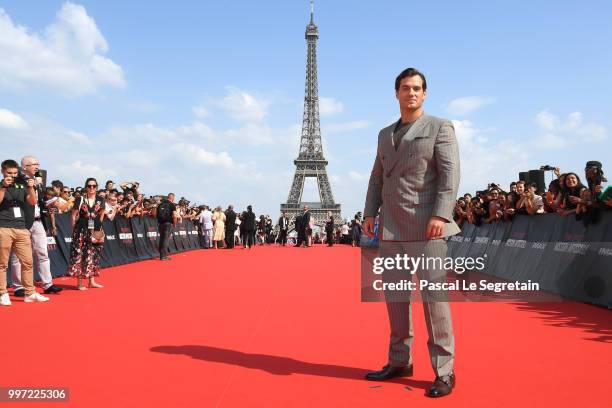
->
xmin=10 ymin=156 xmax=63 ymax=296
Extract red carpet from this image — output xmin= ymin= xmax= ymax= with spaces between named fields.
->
xmin=1 ymin=246 xmax=610 ymax=407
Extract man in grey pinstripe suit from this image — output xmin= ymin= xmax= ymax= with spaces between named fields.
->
xmin=363 ymin=68 xmax=460 ymax=398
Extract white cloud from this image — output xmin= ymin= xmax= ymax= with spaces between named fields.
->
xmin=0 ymin=108 xmax=29 ymax=130
xmin=224 ymin=123 xmax=275 ymax=146
xmin=576 ymin=122 xmax=606 ymax=142
xmin=535 ymin=109 xmax=559 ymax=131
xmin=67 ymin=130 xmax=92 ymax=145
xmin=452 ymin=119 xmax=530 ymax=194
xmin=533 ymin=109 xmax=607 ymax=147
xmin=446 ymin=96 xmax=495 ymax=116
xmin=176 ymin=121 xmax=216 ymax=140
xmin=531 ymin=132 xmax=569 ymax=150
xmin=0 ymin=2 xmax=125 ymax=95
xmin=58 ymin=160 xmax=118 ymax=181
xmin=127 ymin=101 xmax=161 ymax=114
xmin=214 ymin=87 xmax=270 ymax=122
xmin=319 ymin=97 xmax=344 ymax=117
xmin=172 ymin=143 xmax=234 ymax=168
xmin=192 ymin=105 xmax=210 ymax=118
xmin=348 ymin=171 xmax=366 ymax=181
xmin=324 ymin=120 xmax=371 ymax=133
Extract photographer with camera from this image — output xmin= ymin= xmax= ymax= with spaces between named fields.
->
xmin=10 ymin=156 xmax=63 ymax=298
xmin=0 ymin=159 xmax=50 ymax=305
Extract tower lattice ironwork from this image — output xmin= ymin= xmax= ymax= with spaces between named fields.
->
xmin=281 ymin=1 xmax=341 ymax=225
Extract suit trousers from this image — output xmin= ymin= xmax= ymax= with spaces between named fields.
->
xmin=380 ymin=239 xmax=454 ymax=377
xmin=0 ymin=227 xmax=35 ymax=296
xmin=10 ymin=221 xmax=53 ymax=290
xmin=243 ymin=231 xmax=255 ymax=247
xmin=225 ymin=230 xmax=235 ymax=248
xmin=278 ymin=229 xmax=287 ymax=245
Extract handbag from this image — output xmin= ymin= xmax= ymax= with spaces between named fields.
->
xmin=91 ymin=229 xmax=105 ymax=245
xmin=79 ymin=196 xmax=104 ymax=244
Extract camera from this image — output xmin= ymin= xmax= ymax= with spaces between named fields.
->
xmin=540 ymin=165 xmax=555 ymax=171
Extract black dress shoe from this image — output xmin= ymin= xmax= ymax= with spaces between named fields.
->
xmin=14 ymin=288 xmax=25 ymax=297
xmin=427 ymin=373 xmax=455 ymax=398
xmin=365 ymin=364 xmax=413 ymax=381
xmin=160 ymin=257 xmax=172 ymax=261
xmin=44 ymin=285 xmax=64 ymax=294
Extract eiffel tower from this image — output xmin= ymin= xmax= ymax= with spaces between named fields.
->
xmin=281 ymin=1 xmax=341 ymax=225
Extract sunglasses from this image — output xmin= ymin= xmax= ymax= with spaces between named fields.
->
xmin=86 ymin=184 xmax=98 ymax=188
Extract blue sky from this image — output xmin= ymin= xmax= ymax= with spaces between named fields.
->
xmin=1 ymin=0 xmax=610 ymax=218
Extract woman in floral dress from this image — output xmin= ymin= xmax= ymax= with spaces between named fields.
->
xmin=68 ymin=177 xmax=105 ymax=290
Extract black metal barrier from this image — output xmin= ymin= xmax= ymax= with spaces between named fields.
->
xmin=9 ymin=211 xmax=612 ymax=308
xmin=448 ymin=212 xmax=612 ymax=308
xmin=24 ymin=213 xmax=202 ymax=283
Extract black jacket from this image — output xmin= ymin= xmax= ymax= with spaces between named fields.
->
xmin=15 ymin=174 xmax=42 ymax=231
xmin=302 ymin=211 xmax=311 ymax=232
xmin=325 ymin=216 xmax=334 ymax=232
xmin=225 ymin=209 xmax=237 ymax=231
xmin=278 ymin=216 xmax=289 ymax=230
xmin=294 ymin=214 xmax=303 ymax=231
xmin=242 ymin=210 xmax=256 ymax=231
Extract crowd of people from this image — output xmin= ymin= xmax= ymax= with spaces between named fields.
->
xmin=453 ymin=162 xmax=612 ymax=227
xmin=0 ymin=155 xmax=367 ymax=306
xmin=8 ymin=155 xmax=607 ymax=307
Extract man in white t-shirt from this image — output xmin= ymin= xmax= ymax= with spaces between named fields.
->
xmin=198 ymin=205 xmax=213 ymax=248
xmin=340 ymin=223 xmax=350 ymax=244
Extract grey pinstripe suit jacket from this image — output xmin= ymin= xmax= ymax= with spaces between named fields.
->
xmin=364 ymin=113 xmax=461 ymax=242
